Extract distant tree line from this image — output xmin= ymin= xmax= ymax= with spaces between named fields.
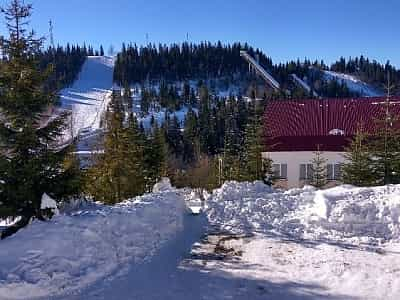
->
xmin=331 ymin=56 xmax=400 ymax=91
xmin=37 ymin=43 xmax=106 ymax=91
xmin=114 ymin=42 xmax=396 ymax=99
xmin=113 ymin=42 xmax=273 ymax=84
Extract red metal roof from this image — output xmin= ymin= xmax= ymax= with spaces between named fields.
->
xmin=264 ymin=97 xmax=400 ymax=152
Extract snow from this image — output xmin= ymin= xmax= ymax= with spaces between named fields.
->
xmin=206 ymin=181 xmax=400 ymax=244
xmin=2 ymin=181 xmax=400 ymax=299
xmin=0 ymin=182 xmax=186 ymax=299
xmin=290 ymin=73 xmax=319 ymax=97
xmin=203 ymin=181 xmax=400 ymax=299
xmin=323 ymin=70 xmax=383 ymax=97
xmin=40 ymin=193 xmax=59 ymax=216
xmin=60 ymin=56 xmax=114 ymax=142
xmin=237 ymin=236 xmax=400 ymax=300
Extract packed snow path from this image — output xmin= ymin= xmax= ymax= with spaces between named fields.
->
xmin=60 ymin=56 xmax=114 ymax=142
xmin=61 ymin=214 xmax=351 ymax=300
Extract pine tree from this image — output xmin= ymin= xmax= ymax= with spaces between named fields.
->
xmin=0 ymin=0 xmax=78 ymax=236
xmin=310 ymin=146 xmax=328 ymax=188
xmin=342 ymin=128 xmax=378 ymax=186
xmin=99 ymin=45 xmax=104 ymax=56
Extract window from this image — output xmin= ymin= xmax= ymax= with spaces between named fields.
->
xmin=300 ymin=164 xmax=313 ymax=180
xmin=327 ymin=164 xmax=342 ymax=180
xmin=273 ymin=164 xmax=287 ymax=179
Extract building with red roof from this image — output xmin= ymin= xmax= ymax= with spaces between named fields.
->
xmin=263 ymin=97 xmax=400 ymax=188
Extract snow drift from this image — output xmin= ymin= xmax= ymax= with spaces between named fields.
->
xmin=206 ymin=181 xmax=400 ymax=244
xmin=0 ymin=182 xmax=185 ymax=299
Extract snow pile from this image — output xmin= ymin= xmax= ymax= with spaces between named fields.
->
xmin=206 ymin=181 xmax=400 ymax=244
xmin=0 ymin=185 xmax=185 ymax=299
xmin=40 ymin=193 xmax=59 ymax=216
xmin=323 ymin=70 xmax=383 ymax=97
xmin=301 ymin=185 xmax=400 ymax=243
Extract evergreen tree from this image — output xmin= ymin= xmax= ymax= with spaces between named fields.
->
xmin=100 ymin=45 xmax=104 ymax=56
xmin=0 ymin=0 xmax=78 ymax=236
xmin=182 ymin=108 xmax=199 ymax=163
xmin=222 ymin=101 xmax=241 ymax=181
xmin=342 ymin=128 xmax=378 ymax=186
xmin=370 ymin=98 xmax=400 ymax=184
xmin=143 ymin=122 xmax=167 ymax=190
xmin=85 ymin=94 xmax=146 ymax=203
xmin=241 ymin=107 xmax=266 ymax=181
xmin=310 ymin=146 xmax=328 ymax=188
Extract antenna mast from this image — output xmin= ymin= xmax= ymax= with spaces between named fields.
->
xmin=49 ymin=20 xmax=55 ymax=49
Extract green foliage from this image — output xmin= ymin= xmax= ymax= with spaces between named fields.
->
xmin=241 ymin=117 xmax=265 ymax=181
xmin=310 ymin=147 xmax=328 ymax=188
xmin=331 ymin=56 xmax=400 ymax=91
xmin=85 ymin=94 xmax=146 ymax=203
xmin=0 ymin=0 xmax=79 ymax=220
xmin=370 ymin=108 xmax=400 ymax=185
xmin=342 ymin=129 xmax=379 ymax=186
xmin=143 ymin=122 xmax=168 ymax=190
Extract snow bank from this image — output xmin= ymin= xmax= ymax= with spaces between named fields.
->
xmin=206 ymin=182 xmax=400 ymax=244
xmin=0 ymin=185 xmax=185 ymax=299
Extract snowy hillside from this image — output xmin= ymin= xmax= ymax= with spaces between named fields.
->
xmin=60 ymin=56 xmax=114 ymax=140
xmin=0 ymin=180 xmax=185 ymax=299
xmin=323 ymin=70 xmax=383 ymax=97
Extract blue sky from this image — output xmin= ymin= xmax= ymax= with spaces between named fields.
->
xmin=1 ymin=0 xmax=399 ymax=67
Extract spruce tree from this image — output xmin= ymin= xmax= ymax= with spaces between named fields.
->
xmin=241 ymin=112 xmax=266 ymax=181
xmin=143 ymin=122 xmax=167 ymax=190
xmin=370 ymin=98 xmax=400 ymax=185
xmin=342 ymin=128 xmax=378 ymax=186
xmin=222 ymin=102 xmax=241 ymax=181
xmin=86 ymin=94 xmax=146 ymax=203
xmin=310 ymin=146 xmax=328 ymax=188
xmin=0 ymin=0 xmax=77 ymax=236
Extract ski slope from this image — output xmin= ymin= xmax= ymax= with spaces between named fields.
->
xmin=60 ymin=56 xmax=114 ymax=141
xmin=323 ymin=70 xmax=383 ymax=97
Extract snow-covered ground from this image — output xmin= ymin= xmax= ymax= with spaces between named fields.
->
xmin=0 ymin=180 xmax=186 ymax=299
xmin=323 ymin=70 xmax=383 ymax=97
xmin=204 ymin=182 xmax=400 ymax=299
xmin=1 ymin=181 xmax=400 ymax=299
xmin=60 ymin=56 xmax=114 ymax=142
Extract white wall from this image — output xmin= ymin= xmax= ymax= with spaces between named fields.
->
xmin=262 ymin=151 xmax=347 ymax=189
